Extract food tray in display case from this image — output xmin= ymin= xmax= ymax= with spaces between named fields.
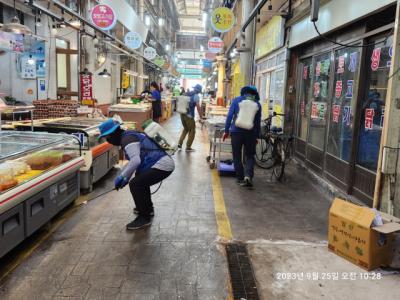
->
xmin=0 ymin=132 xmax=83 ymax=200
xmin=0 ymin=132 xmax=84 ymax=258
xmin=15 ymin=118 xmax=119 ymax=192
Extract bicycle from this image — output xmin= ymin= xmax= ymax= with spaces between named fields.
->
xmin=255 ymin=112 xmax=294 ymax=181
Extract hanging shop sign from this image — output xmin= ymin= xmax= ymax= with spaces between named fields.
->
xmin=335 ymin=80 xmax=343 ymax=98
xmin=371 ymin=48 xmax=381 ymax=71
xmin=124 ymin=32 xmax=142 ymax=50
xmin=208 ymin=37 xmax=224 ymax=53
xmin=346 ymin=80 xmax=354 ymax=98
xmin=349 ymin=52 xmax=358 ymax=72
xmin=144 ymin=47 xmax=157 ymax=60
xmin=255 ymin=16 xmax=284 ymax=59
xmin=337 ymin=56 xmax=345 ymax=73
xmin=211 ymin=7 xmax=235 ymax=33
xmin=332 ymin=104 xmax=341 ymax=123
xmin=205 ymin=52 xmax=217 ymax=60
xmin=343 ymin=106 xmax=351 ymax=126
xmin=121 ymin=72 xmax=130 ymax=89
xmin=311 ymin=102 xmax=326 ymax=120
xmin=154 ymin=56 xmax=165 ymax=67
xmin=303 ymin=66 xmax=308 ymax=79
xmin=90 ymin=4 xmax=117 ymax=31
xmin=80 ymin=73 xmax=93 ymax=101
xmin=300 ymin=100 xmax=305 ymax=116
xmin=365 ymin=108 xmax=375 ymax=129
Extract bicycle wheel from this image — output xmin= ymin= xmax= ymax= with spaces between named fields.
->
xmin=255 ymin=138 xmax=274 ymax=169
xmin=273 ymin=139 xmax=286 ymax=180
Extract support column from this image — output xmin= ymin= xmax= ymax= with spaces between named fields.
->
xmin=137 ymin=0 xmax=145 ymax=93
xmin=216 ymin=55 xmax=227 ymax=102
xmin=240 ymin=0 xmax=255 ymax=86
xmin=374 ymin=0 xmax=400 ymax=216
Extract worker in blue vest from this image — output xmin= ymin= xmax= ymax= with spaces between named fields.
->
xmin=223 ymin=86 xmax=261 ymax=188
xmin=98 ymin=119 xmax=175 ymax=230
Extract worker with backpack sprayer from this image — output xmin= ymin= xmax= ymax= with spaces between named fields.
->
xmin=177 ymin=84 xmax=203 ymax=152
xmin=98 ymin=119 xmax=175 ymax=230
xmin=223 ymin=86 xmax=262 ymax=188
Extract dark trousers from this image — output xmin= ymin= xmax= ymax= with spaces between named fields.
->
xmin=231 ymin=132 xmax=256 ymax=180
xmin=129 ymin=168 xmax=172 ymax=219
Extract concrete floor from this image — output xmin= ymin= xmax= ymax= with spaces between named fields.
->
xmin=0 ymin=114 xmax=399 ymax=300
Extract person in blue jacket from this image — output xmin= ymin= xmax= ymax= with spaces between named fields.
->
xmin=223 ymin=86 xmax=261 ymax=188
xmin=98 ymin=119 xmax=175 ymax=230
xmin=148 ymin=81 xmax=162 ymax=123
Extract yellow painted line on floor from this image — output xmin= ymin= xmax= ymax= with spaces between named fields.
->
xmin=211 ymin=169 xmax=233 ymax=241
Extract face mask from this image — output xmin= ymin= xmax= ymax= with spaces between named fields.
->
xmin=106 ymin=133 xmax=121 ymax=146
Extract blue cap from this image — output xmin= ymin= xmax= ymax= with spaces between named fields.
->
xmin=241 ymin=85 xmax=260 ymax=100
xmin=98 ymin=119 xmax=120 ymax=138
xmin=194 ymin=84 xmax=203 ymax=92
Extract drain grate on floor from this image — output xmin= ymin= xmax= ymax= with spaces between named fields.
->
xmin=226 ymin=243 xmax=260 ymax=300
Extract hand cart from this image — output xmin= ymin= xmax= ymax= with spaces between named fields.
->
xmin=206 ymin=118 xmax=232 ymax=170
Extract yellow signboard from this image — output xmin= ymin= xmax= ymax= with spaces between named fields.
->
xmin=255 ymin=16 xmax=284 ymax=59
xmin=121 ymin=72 xmax=130 ymax=89
xmin=211 ymin=7 xmax=235 ymax=33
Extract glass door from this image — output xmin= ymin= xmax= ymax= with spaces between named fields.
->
xmin=306 ymin=52 xmax=332 ymax=172
xmin=352 ymin=34 xmax=393 ymax=204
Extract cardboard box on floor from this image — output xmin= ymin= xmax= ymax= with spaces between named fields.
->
xmin=328 ymin=198 xmax=400 ymax=271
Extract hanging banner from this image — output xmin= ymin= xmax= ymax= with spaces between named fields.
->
xmin=208 ymin=37 xmax=224 ymax=53
xmin=337 ymin=56 xmax=345 ymax=73
xmin=311 ymin=102 xmax=319 ymax=119
xmin=80 ymin=74 xmax=93 ymax=101
xmin=315 ymin=62 xmax=321 ymax=77
xmin=121 ymin=72 xmax=130 ymax=89
xmin=124 ymin=32 xmax=142 ymax=50
xmin=31 ymin=41 xmax=46 ymax=77
xmin=346 ymin=80 xmax=354 ymax=98
xmin=335 ymin=80 xmax=343 ymax=98
xmin=144 ymin=47 xmax=157 ymax=60
xmin=313 ymin=82 xmax=320 ymax=97
xmin=211 ymin=7 xmax=235 ymax=33
xmin=320 ymin=81 xmax=328 ymax=98
xmin=321 ymin=59 xmax=330 ymax=75
xmin=90 ymin=4 xmax=117 ymax=31
xmin=349 ymin=52 xmax=358 ymax=72
xmin=365 ymin=108 xmax=375 ymax=129
xmin=371 ymin=48 xmax=381 ymax=71
xmin=381 ymin=106 xmax=385 ymax=128
xmin=303 ymin=66 xmax=308 ymax=79
xmin=300 ymin=100 xmax=305 ymax=116
xmin=332 ymin=105 xmax=341 ymax=123
xmin=388 ymin=46 xmax=393 ymax=67
xmin=343 ymin=106 xmax=352 ymax=126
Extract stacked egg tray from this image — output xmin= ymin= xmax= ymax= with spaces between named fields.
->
xmin=33 ymin=100 xmax=79 ymax=119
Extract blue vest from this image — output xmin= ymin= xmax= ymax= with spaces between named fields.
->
xmin=123 ymin=131 xmax=166 ymax=173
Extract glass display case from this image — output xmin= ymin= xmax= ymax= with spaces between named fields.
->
xmin=0 ymin=132 xmax=84 ymax=258
xmin=0 ymin=132 xmax=81 ymax=194
xmin=15 ymin=118 xmax=119 ymax=192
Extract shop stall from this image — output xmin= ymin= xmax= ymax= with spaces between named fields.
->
xmin=15 ymin=118 xmax=119 ymax=193
xmin=108 ymin=102 xmax=152 ymax=127
xmin=0 ymin=132 xmax=84 ymax=258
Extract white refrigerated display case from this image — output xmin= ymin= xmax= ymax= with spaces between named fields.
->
xmin=0 ymin=132 xmax=84 ymax=258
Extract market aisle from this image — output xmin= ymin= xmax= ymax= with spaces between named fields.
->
xmin=0 ymin=115 xmax=229 ymax=300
